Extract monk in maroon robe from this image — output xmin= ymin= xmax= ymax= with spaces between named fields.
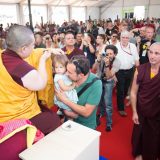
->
xmin=0 ymin=25 xmax=60 ymax=160
xmin=62 ymin=31 xmax=84 ymax=59
xmin=130 ymin=42 xmax=160 ymax=160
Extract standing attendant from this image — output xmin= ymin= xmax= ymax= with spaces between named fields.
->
xmin=131 ymin=42 xmax=160 ymax=160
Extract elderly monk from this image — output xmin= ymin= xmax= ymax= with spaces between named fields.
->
xmin=0 ymin=25 xmax=61 ymax=160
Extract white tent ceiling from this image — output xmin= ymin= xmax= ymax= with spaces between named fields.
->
xmin=0 ymin=0 xmax=115 ymax=7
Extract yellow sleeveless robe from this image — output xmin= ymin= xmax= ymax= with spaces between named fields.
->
xmin=0 ymin=49 xmax=54 ymax=122
xmin=25 ymin=48 xmax=54 ymax=108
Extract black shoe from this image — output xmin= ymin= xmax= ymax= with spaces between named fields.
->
xmin=96 ymin=115 xmax=101 ymax=126
xmin=119 ymin=111 xmax=127 ymax=117
xmin=106 ymin=126 xmax=112 ymax=132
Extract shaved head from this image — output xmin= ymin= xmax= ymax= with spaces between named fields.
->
xmin=6 ymin=25 xmax=34 ymax=52
xmin=148 ymin=42 xmax=160 ymax=65
xmin=150 ymin=42 xmax=160 ymax=49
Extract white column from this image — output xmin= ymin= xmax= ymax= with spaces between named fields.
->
xmin=68 ymin=5 xmax=71 ymax=21
xmin=147 ymin=0 xmax=150 ymax=18
xmin=85 ymin=6 xmax=88 ymax=21
xmin=17 ymin=3 xmax=24 ymax=25
xmin=47 ymin=5 xmax=53 ymax=23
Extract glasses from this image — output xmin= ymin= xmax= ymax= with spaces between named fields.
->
xmin=112 ymin=35 xmax=117 ymax=38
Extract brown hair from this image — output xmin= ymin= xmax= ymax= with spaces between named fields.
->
xmin=97 ymin=34 xmax=106 ymax=42
xmin=70 ymin=55 xmax=90 ymax=75
xmin=51 ymin=54 xmax=69 ymax=73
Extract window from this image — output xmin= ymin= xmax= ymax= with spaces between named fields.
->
xmin=71 ymin=7 xmax=85 ymax=23
xmin=134 ymin=6 xmax=145 ymax=20
xmin=0 ymin=4 xmax=17 ymax=27
xmin=51 ymin=6 xmax=68 ymax=25
xmin=23 ymin=5 xmax=47 ymax=27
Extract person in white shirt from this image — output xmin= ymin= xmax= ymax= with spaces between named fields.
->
xmin=116 ymin=30 xmax=139 ymax=116
xmin=106 ymin=31 xmax=119 ymax=46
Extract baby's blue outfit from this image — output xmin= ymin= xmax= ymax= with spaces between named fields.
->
xmin=54 ymin=74 xmax=78 ymax=111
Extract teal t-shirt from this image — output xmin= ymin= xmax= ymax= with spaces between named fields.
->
xmin=74 ymin=73 xmax=102 ymax=129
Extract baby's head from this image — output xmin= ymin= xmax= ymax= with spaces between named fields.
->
xmin=51 ymin=54 xmax=69 ymax=74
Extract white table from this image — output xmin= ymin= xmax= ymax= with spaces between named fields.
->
xmin=19 ymin=120 xmax=101 ymax=160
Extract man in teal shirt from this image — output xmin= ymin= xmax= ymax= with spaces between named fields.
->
xmin=55 ymin=56 xmax=102 ymax=129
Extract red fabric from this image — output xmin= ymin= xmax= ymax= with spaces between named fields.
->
xmin=0 ymin=130 xmax=26 ymax=160
xmin=30 ymin=105 xmax=61 ymax=135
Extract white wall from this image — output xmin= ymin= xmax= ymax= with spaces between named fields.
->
xmin=100 ymin=0 xmax=160 ymax=20
xmin=100 ymin=6 xmax=122 ymax=20
xmin=86 ymin=7 xmax=100 ymax=20
xmin=148 ymin=5 xmax=160 ymax=18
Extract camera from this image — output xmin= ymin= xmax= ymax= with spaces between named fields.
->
xmin=133 ymin=31 xmax=140 ymax=37
xmin=102 ymin=52 xmax=106 ymax=57
xmin=84 ymin=33 xmax=88 ymax=37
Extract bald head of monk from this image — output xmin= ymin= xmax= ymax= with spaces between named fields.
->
xmin=148 ymin=42 xmax=160 ymax=65
xmin=6 ymin=24 xmax=35 ymax=58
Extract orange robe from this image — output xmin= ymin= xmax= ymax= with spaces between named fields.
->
xmin=25 ymin=48 xmax=54 ymax=108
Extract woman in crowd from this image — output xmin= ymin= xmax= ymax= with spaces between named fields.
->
xmin=80 ymin=33 xmax=96 ymax=68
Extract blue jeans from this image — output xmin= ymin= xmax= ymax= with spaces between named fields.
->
xmin=99 ymin=80 xmax=114 ymax=127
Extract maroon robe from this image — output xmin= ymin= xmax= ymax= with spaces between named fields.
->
xmin=137 ymin=63 xmax=160 ymax=117
xmin=2 ymin=49 xmax=35 ymax=86
xmin=132 ymin=63 xmax=160 ymax=160
xmin=62 ymin=46 xmax=84 ymax=59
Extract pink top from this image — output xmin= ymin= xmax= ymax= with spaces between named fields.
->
xmin=0 ymin=119 xmax=44 ymax=143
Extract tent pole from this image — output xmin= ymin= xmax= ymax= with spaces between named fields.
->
xmin=28 ymin=0 xmax=33 ymax=31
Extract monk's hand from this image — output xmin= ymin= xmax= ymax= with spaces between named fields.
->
xmin=42 ymin=49 xmax=51 ymax=60
xmin=55 ymin=89 xmax=67 ymax=102
xmin=132 ymin=112 xmax=140 ymax=125
xmin=51 ymin=48 xmax=65 ymax=55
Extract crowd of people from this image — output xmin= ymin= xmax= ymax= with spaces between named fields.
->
xmin=0 ymin=17 xmax=160 ymax=160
